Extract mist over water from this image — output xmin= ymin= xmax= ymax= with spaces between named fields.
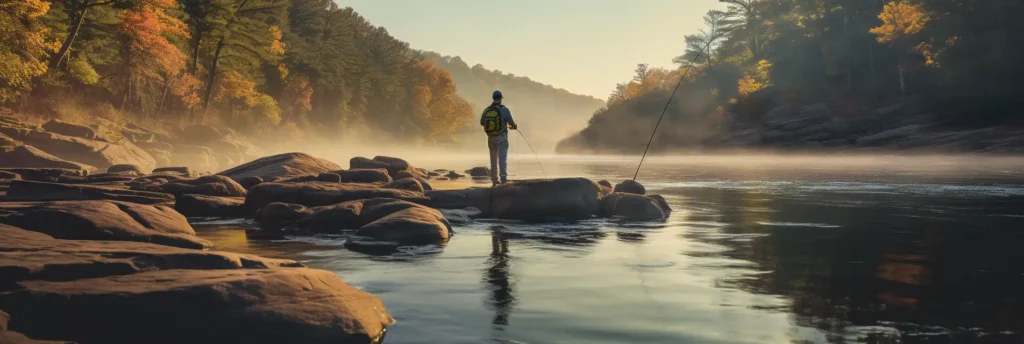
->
xmin=197 ymin=153 xmax=1024 ymax=343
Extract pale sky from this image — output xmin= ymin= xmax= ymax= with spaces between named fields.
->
xmin=337 ymin=0 xmax=725 ymax=99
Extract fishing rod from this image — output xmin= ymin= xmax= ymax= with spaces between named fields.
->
xmin=516 ymin=129 xmax=547 ymax=177
xmin=631 ymin=43 xmax=712 ymax=181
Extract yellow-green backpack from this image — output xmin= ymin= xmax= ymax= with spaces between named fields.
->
xmin=481 ymin=104 xmax=505 ymax=136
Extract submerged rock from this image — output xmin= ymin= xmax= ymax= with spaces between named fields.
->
xmin=175 ymin=194 xmax=246 ymax=218
xmin=600 ymin=193 xmax=671 ymax=220
xmin=5 ymin=180 xmax=174 ymax=204
xmin=491 ymin=178 xmax=602 ymax=221
xmin=218 ymin=152 xmax=341 ymax=182
xmin=613 ymin=179 xmax=646 ymax=195
xmin=0 ymin=200 xmax=209 ymax=249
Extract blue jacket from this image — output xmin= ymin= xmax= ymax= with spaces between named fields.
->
xmin=480 ymin=103 xmax=517 ymax=135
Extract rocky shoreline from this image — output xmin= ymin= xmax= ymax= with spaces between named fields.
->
xmin=0 ymin=115 xmax=671 ymax=343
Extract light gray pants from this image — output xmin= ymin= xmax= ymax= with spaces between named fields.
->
xmin=488 ymin=135 xmax=509 ymax=183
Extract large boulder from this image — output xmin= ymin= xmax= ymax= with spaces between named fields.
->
xmin=5 ymin=180 xmax=174 ymax=204
xmin=382 ymin=178 xmax=425 ymax=194
xmin=600 ymin=193 xmax=671 ymax=220
xmin=219 ymin=152 xmax=341 ymax=182
xmin=0 ymin=201 xmax=210 ymax=249
xmin=336 ymin=169 xmax=392 ymax=183
xmin=466 ymin=166 xmax=490 ymax=177
xmin=154 ymin=175 xmax=247 ymax=197
xmin=41 ymin=119 xmax=97 ymax=140
xmin=20 ymin=130 xmax=155 ymax=172
xmin=426 ymin=188 xmax=493 ymax=213
xmin=0 ymin=168 xmax=86 ymax=183
xmin=0 ymin=225 xmax=391 ymax=344
xmin=0 ymin=269 xmax=392 ymax=344
xmin=175 ymin=194 xmax=246 ymax=218
xmin=613 ymin=179 xmax=646 ymax=195
xmin=490 ymin=178 xmax=602 ymax=221
xmin=255 ymin=202 xmax=313 ymax=229
xmin=245 ymin=182 xmax=429 ymax=211
xmin=0 ymin=145 xmax=96 ymax=171
xmin=347 ymin=198 xmax=452 ymax=247
xmin=349 ymin=157 xmax=390 ymax=171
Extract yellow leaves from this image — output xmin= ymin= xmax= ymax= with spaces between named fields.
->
xmin=738 ymin=59 xmax=772 ymax=97
xmin=268 ymin=26 xmax=286 ymax=55
xmin=870 ymin=1 xmax=930 ymax=45
xmin=0 ymin=0 xmax=52 ymax=102
xmin=277 ymin=63 xmax=288 ymax=79
xmin=215 ymin=70 xmax=258 ymax=107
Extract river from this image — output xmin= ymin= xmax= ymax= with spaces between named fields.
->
xmin=194 ymin=154 xmax=1024 ymax=344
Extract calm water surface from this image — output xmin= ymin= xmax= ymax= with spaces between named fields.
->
xmin=195 ymin=155 xmax=1024 ymax=344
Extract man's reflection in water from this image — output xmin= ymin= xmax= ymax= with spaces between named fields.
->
xmin=483 ymin=226 xmax=515 ymax=327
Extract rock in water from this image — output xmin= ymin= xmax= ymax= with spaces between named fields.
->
xmin=348 ymin=199 xmax=451 ymax=248
xmin=382 ymin=178 xmax=425 ymax=193
xmin=244 ymin=182 xmax=428 ymax=211
xmin=155 ymin=175 xmax=247 ymax=197
xmin=600 ymin=193 xmax=671 ymax=220
xmin=613 ymin=179 xmax=646 ymax=195
xmin=491 ymin=178 xmax=602 ymax=221
xmin=336 ymin=169 xmax=392 ymax=183
xmin=0 ymin=268 xmax=393 ymax=344
xmin=426 ymin=188 xmax=493 ymax=214
xmin=256 ymin=202 xmax=314 ymax=229
xmin=349 ymin=157 xmax=391 ymax=171
xmin=0 ymin=201 xmax=210 ymax=249
xmin=41 ymin=119 xmax=98 ymax=140
xmin=4 ymin=180 xmax=174 ymax=204
xmin=218 ymin=152 xmax=341 ymax=182
xmin=466 ymin=167 xmax=490 ymax=177
xmin=175 ymin=194 xmax=246 ymax=218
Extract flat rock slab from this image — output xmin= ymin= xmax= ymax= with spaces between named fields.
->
xmin=0 ymin=201 xmax=210 ymax=249
xmin=0 ymin=269 xmax=393 ymax=344
xmin=4 ymin=180 xmax=174 ymax=204
xmin=152 ymin=175 xmax=247 ymax=197
xmin=218 ymin=152 xmax=340 ymax=182
xmin=21 ymin=130 xmax=155 ymax=172
xmin=175 ymin=194 xmax=246 ymax=218
xmin=425 ymin=188 xmax=493 ymax=214
xmin=245 ymin=182 xmax=429 ymax=211
xmin=0 ymin=145 xmax=95 ymax=171
xmin=0 ymin=168 xmax=85 ymax=183
xmin=0 ymin=224 xmax=299 ymax=289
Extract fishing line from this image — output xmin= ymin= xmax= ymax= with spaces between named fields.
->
xmin=516 ymin=129 xmax=547 ymax=177
xmin=631 ymin=44 xmax=712 ymax=181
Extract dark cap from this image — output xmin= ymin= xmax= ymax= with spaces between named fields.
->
xmin=492 ymin=90 xmax=503 ymax=99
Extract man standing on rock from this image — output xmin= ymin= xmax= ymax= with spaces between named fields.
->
xmin=480 ymin=90 xmax=517 ymax=186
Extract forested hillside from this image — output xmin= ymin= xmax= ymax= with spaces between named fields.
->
xmin=423 ymin=53 xmax=605 ymax=151
xmin=558 ymin=0 xmax=1024 ymax=154
xmin=1 ymin=0 xmax=473 ymax=144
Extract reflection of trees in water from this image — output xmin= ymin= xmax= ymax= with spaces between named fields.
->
xmin=683 ymin=187 xmax=1024 ymax=342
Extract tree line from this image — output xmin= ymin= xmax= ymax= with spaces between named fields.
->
xmin=424 ymin=52 xmax=605 ymax=150
xmin=558 ymin=0 xmax=1024 ymax=154
xmin=1 ymin=0 xmax=473 ymax=142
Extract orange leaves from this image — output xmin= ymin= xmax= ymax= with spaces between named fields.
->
xmin=214 ymin=70 xmax=258 ymax=107
xmin=870 ymin=1 xmax=930 ymax=45
xmin=405 ymin=59 xmax=471 ymax=137
xmin=118 ymin=5 xmax=188 ymax=80
xmin=268 ymin=25 xmax=286 ymax=55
